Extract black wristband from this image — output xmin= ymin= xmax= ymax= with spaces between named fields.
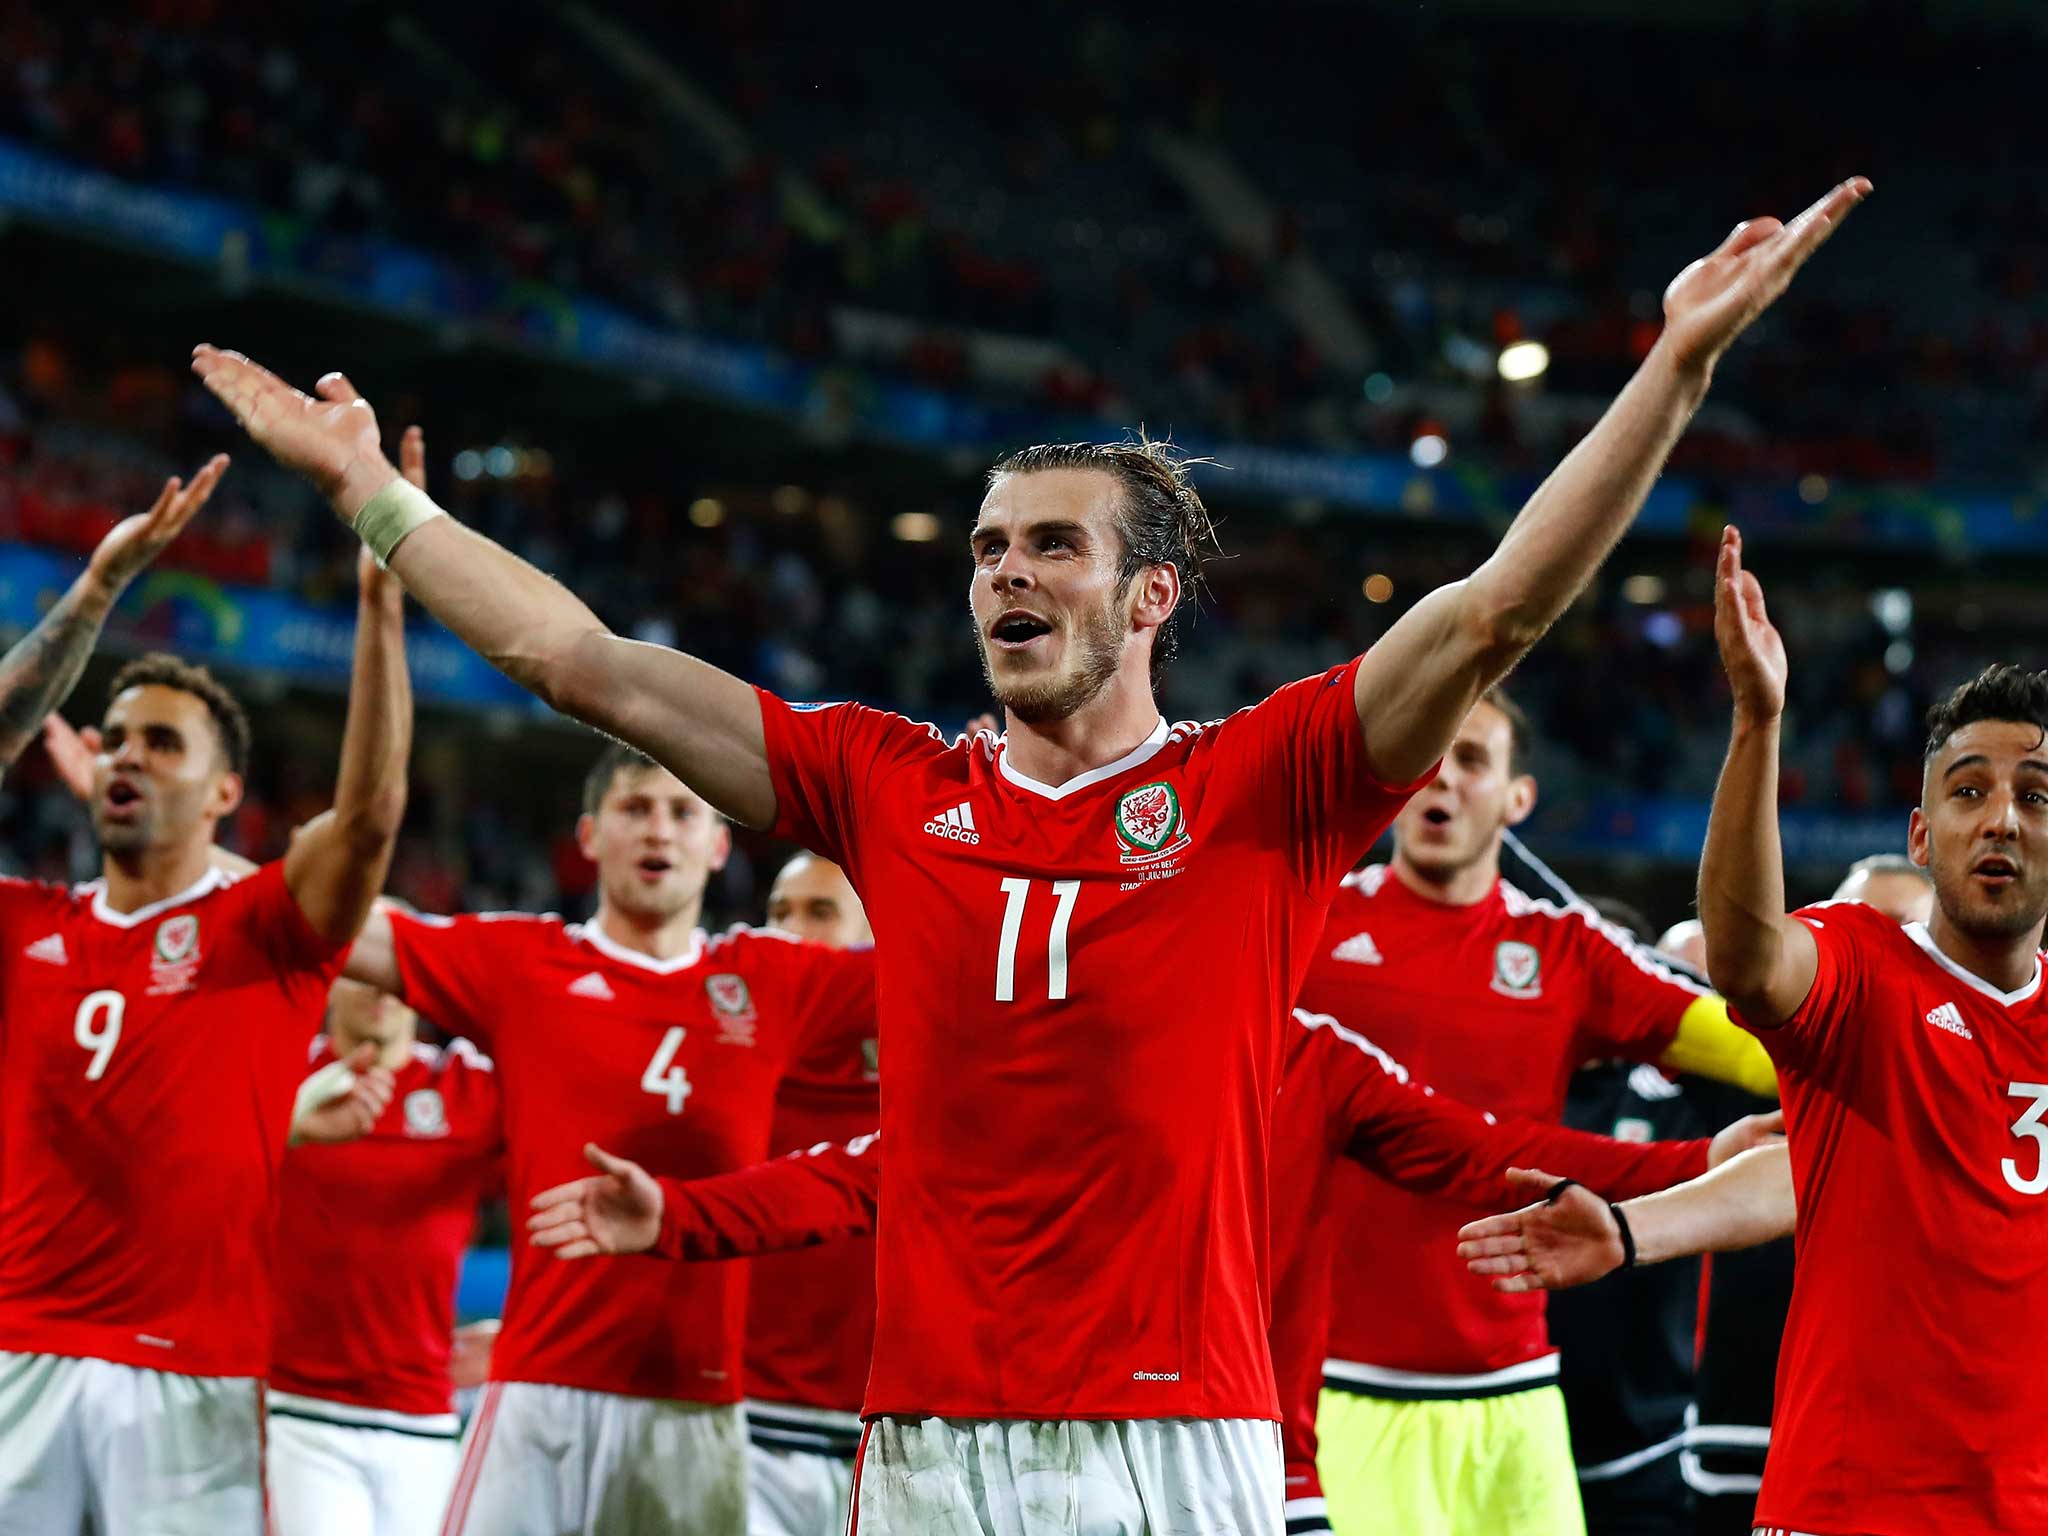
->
xmin=1544 ymin=1177 xmax=1579 ymax=1206
xmin=1610 ymin=1202 xmax=1638 ymax=1269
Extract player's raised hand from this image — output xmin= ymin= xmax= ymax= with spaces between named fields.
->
xmin=190 ymin=347 xmax=396 ymax=517
xmin=1713 ymin=526 xmax=1787 ymax=722
xmin=41 ymin=715 xmax=101 ymax=803
xmin=289 ymin=1043 xmax=398 ymax=1146
xmin=1708 ymin=1107 xmax=1785 ymax=1168
xmin=1455 ymin=1167 xmax=1626 ymax=1293
xmin=527 ymin=1143 xmax=665 ymax=1260
xmin=1660 ymin=177 xmax=1871 ymax=375
xmin=85 ymin=454 xmax=229 ymax=597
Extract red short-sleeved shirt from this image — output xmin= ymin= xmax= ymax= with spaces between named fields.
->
xmin=0 ymin=863 xmax=346 ymax=1377
xmin=270 ymin=1036 xmax=502 ymax=1419
xmin=1298 ymin=867 xmax=1705 ymax=1390
xmin=757 ymin=657 xmax=1426 ymax=1420
xmin=388 ymin=912 xmax=872 ymax=1402
xmin=1745 ymin=901 xmax=2048 ymax=1536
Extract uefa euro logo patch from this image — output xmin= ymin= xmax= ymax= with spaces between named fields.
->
xmin=1115 ymin=781 xmax=1192 ymax=869
xmin=1491 ymin=940 xmax=1542 ymax=998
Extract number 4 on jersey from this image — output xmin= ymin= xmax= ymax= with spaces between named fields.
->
xmin=641 ymin=1026 xmax=693 ymax=1115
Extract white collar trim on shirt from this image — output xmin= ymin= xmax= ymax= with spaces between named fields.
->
xmin=997 ymin=717 xmax=1169 ymax=802
xmin=1905 ymin=920 xmax=2043 ymax=1006
xmin=85 ymin=866 xmax=231 ymax=929
xmin=567 ymin=921 xmax=707 ymax=974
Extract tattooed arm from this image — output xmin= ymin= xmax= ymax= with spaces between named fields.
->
xmin=0 ymin=457 xmax=228 ymax=783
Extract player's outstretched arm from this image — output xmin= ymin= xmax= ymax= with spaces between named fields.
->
xmin=1351 ymin=179 xmax=1870 ymax=785
xmin=283 ymin=459 xmax=414 ymax=945
xmin=1699 ymin=526 xmax=1817 ymax=1026
xmin=528 ymin=1133 xmax=882 ymax=1262
xmin=1457 ymin=1141 xmax=1796 ymax=1292
xmin=190 ymin=350 xmax=777 ymax=828
xmin=0 ymin=457 xmax=228 ymax=786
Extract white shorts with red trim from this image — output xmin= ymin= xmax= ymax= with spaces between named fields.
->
xmin=852 ymin=1415 xmax=1282 ymax=1535
xmin=439 ymin=1381 xmax=745 ymax=1536
xmin=267 ymin=1395 xmax=458 ymax=1536
xmin=0 ymin=1349 xmax=265 ymax=1535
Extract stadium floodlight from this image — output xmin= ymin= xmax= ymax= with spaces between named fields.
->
xmin=1497 ymin=340 xmax=1550 ymax=382
xmin=1409 ymin=433 xmax=1448 ymax=468
xmin=891 ymin=512 xmax=941 ymax=542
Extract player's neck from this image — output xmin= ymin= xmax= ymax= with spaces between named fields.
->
xmin=594 ymin=899 xmax=703 ymax=962
xmin=1390 ymin=848 xmax=1499 ymax=907
xmin=1002 ymin=674 xmax=1161 ymax=790
xmin=330 ymin=1017 xmax=415 ymax=1073
xmin=1927 ymin=907 xmax=2044 ymax=995
xmin=98 ymin=840 xmax=217 ymax=915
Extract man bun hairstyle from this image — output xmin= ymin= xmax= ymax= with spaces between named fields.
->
xmin=991 ymin=435 xmax=1223 ymax=681
xmin=1922 ymin=664 xmax=2048 ymax=760
xmin=108 ymin=653 xmax=251 ymax=775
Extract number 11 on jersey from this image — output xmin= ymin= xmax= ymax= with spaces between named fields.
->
xmin=995 ymin=877 xmax=1081 ymax=1002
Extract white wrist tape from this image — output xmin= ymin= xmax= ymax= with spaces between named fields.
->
xmin=288 ymin=1058 xmax=358 ymax=1145
xmin=352 ymin=478 xmax=445 ymax=568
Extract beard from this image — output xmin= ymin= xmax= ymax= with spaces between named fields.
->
xmin=1929 ymin=855 xmax=2048 ymax=942
xmin=94 ymin=811 xmax=155 ymax=854
xmin=975 ymin=597 xmax=1126 ymax=725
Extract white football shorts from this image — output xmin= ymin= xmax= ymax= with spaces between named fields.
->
xmin=853 ymin=1415 xmax=1282 ymax=1535
xmin=267 ymin=1392 xmax=460 ymax=1536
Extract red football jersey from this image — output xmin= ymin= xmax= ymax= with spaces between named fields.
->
xmin=388 ymin=912 xmax=873 ymax=1402
xmin=270 ymin=1036 xmax=502 ymax=1419
xmin=1268 ymin=1008 xmax=1709 ymax=1527
xmin=758 ymin=659 xmax=1423 ymax=1420
xmin=1299 ymin=866 xmax=1705 ymax=1393
xmin=0 ymin=863 xmax=346 ymax=1377
xmin=1746 ymin=902 xmax=2048 ymax=1535
xmin=744 ymin=1023 xmax=879 ymax=1439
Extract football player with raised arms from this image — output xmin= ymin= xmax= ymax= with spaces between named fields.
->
xmin=1459 ymin=528 xmax=2048 ymax=1535
xmin=197 ymin=174 xmax=1866 ymax=1532
xmin=0 ymin=454 xmax=413 ymax=1533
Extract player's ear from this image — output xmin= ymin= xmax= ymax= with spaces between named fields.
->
xmin=708 ymin=817 xmax=732 ymax=874
xmin=1907 ymin=807 xmax=1931 ymax=869
xmin=575 ymin=812 xmax=598 ymax=863
xmin=211 ymin=769 xmax=244 ymax=822
xmin=1504 ymin=773 xmax=1538 ymax=827
xmin=1127 ymin=561 xmax=1179 ymax=633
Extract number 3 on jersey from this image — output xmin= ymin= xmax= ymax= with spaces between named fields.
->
xmin=2004 ymin=1082 xmax=2048 ymax=1194
xmin=995 ymin=877 xmax=1080 ymax=1002
xmin=641 ymin=1026 xmax=693 ymax=1115
xmin=75 ymin=990 xmax=125 ymax=1081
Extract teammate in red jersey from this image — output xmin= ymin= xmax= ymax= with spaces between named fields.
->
xmin=529 ymin=1004 xmax=1778 ymax=1536
xmin=748 ymin=852 xmax=878 ymax=1536
xmin=267 ymin=972 xmax=503 ymax=1536
xmin=1467 ymin=531 xmax=2048 ymax=1535
xmin=332 ymin=745 xmax=875 ymax=1536
xmin=0 ymin=461 xmax=412 ymax=1532
xmin=1298 ymin=690 xmax=1777 ymax=1536
xmin=199 ymin=176 xmax=1867 ymax=1531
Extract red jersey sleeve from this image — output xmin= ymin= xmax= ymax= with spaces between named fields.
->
xmin=233 ymin=861 xmax=352 ymax=1004
xmin=1300 ymin=1012 xmax=1709 ymax=1205
xmin=1221 ymin=659 xmax=1437 ymax=896
xmin=651 ymin=1131 xmax=880 ymax=1262
xmin=387 ymin=911 xmax=539 ymax=1051
xmin=0 ymin=876 xmax=79 ymax=987
xmin=754 ymin=691 xmax=948 ymax=885
xmin=1741 ymin=900 xmax=1880 ymax=1077
xmin=1569 ymin=906 xmax=1711 ymax=1061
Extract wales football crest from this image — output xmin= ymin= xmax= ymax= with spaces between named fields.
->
xmin=1114 ymin=781 xmax=1192 ymax=869
xmin=1491 ymin=940 xmax=1542 ymax=998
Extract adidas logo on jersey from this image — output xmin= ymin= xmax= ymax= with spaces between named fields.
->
xmin=23 ymin=934 xmax=67 ymax=966
xmin=1330 ymin=932 xmax=1382 ymax=965
xmin=568 ymin=972 xmax=616 ymax=1001
xmin=1925 ymin=1001 xmax=1972 ymax=1040
xmin=924 ymin=802 xmax=981 ymax=844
